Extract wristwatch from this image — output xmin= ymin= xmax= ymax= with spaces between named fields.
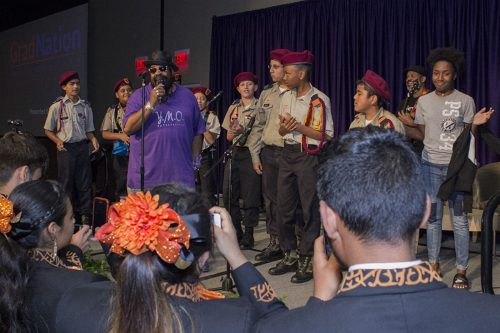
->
xmin=145 ymin=102 xmax=156 ymax=113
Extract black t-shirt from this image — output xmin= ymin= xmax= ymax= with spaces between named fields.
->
xmin=398 ymin=96 xmax=424 ymax=155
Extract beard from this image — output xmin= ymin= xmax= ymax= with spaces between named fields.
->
xmin=152 ymin=74 xmax=175 ymax=91
xmin=406 ymin=79 xmax=422 ymax=95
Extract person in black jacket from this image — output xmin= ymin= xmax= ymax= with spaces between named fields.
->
xmin=250 ymin=127 xmax=500 ymax=333
xmin=56 ymin=184 xmax=284 ymax=333
xmin=0 ymin=180 xmax=106 ymax=333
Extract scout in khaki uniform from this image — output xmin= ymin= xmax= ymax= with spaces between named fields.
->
xmin=44 ymin=71 xmax=99 ymax=225
xmin=222 ymin=72 xmax=261 ymax=249
xmin=192 ymin=86 xmax=221 ymax=206
xmin=349 ymin=70 xmax=405 ymax=135
xmin=101 ymin=78 xmax=133 ymax=200
xmin=248 ymin=48 xmax=290 ymax=262
xmin=269 ymin=51 xmax=334 ymax=283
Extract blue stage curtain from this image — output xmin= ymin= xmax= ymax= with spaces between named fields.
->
xmin=209 ymin=0 xmax=500 ymax=166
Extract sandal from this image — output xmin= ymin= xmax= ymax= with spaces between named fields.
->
xmin=452 ymin=273 xmax=469 ymax=289
xmin=429 ymin=262 xmax=442 ymax=277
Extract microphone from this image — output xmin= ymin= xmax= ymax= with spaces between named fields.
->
xmin=210 ymin=91 xmax=223 ymax=103
xmin=136 ymin=69 xmax=150 ymax=85
xmin=7 ymin=119 xmax=23 ymax=127
xmin=156 ymin=76 xmax=168 ymax=104
xmin=237 ymin=115 xmax=256 ymax=146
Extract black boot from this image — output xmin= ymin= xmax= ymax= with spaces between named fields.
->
xmin=268 ymin=250 xmax=298 ymax=275
xmin=255 ymin=235 xmax=283 ymax=262
xmin=239 ymin=227 xmax=254 ymax=249
xmin=291 ymin=255 xmax=313 ymax=283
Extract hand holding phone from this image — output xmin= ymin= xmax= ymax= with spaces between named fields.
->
xmin=324 ymin=233 xmax=334 ymax=258
xmin=211 ymin=212 xmax=221 ymax=228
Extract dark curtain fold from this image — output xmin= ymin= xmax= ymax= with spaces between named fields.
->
xmin=209 ymin=0 xmax=500 ymax=180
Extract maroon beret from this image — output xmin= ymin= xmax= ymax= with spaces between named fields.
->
xmin=234 ymin=72 xmax=258 ymax=87
xmin=59 ymin=71 xmax=79 ymax=86
xmin=281 ymin=50 xmax=314 ymax=66
xmin=361 ymin=70 xmax=391 ymax=101
xmin=113 ymin=78 xmax=132 ymax=92
xmin=191 ymin=86 xmax=214 ymax=101
xmin=270 ymin=48 xmax=290 ymax=62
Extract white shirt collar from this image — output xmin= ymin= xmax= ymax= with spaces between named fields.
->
xmin=349 ymin=260 xmax=422 ymax=271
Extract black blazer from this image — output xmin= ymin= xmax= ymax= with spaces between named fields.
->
xmin=55 ymin=263 xmax=271 ymax=333
xmin=254 ymin=263 xmax=500 ymax=333
xmin=27 ymin=245 xmax=108 ymax=333
xmin=29 ymin=260 xmax=108 ymax=333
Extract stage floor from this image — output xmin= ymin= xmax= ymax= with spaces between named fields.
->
xmin=88 ymin=213 xmax=500 ymax=309
xmin=200 ymin=215 xmax=500 ymax=309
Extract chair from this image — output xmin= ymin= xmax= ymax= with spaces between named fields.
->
xmin=470 ymin=162 xmax=500 ymax=254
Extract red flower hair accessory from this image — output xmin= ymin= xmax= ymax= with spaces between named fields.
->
xmin=95 ymin=192 xmax=190 ymax=264
xmin=0 ymin=196 xmax=21 ymax=234
xmin=0 ymin=197 xmax=14 ymax=234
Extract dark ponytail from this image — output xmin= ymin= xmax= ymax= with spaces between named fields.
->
xmin=8 ymin=180 xmax=67 ymax=249
xmin=111 ymin=252 xmax=186 ymax=333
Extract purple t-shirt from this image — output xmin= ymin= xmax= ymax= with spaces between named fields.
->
xmin=123 ymin=84 xmax=205 ymax=189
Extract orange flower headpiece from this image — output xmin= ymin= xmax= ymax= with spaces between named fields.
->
xmin=0 ymin=196 xmax=21 ymax=234
xmin=95 ymin=192 xmax=191 ymax=266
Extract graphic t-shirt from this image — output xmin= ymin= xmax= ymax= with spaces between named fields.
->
xmin=123 ymin=84 xmax=205 ymax=189
xmin=415 ymin=90 xmax=475 ymax=164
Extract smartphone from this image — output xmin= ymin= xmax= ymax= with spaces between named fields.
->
xmin=324 ymin=233 xmax=334 ymax=258
xmin=210 ymin=212 xmax=221 ymax=227
xmin=74 ymin=222 xmax=83 ymax=234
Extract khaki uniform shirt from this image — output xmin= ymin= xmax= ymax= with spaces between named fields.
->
xmin=201 ymin=110 xmax=221 ymax=151
xmin=280 ymin=84 xmax=334 ymax=146
xmin=101 ymin=104 xmax=125 ymax=132
xmin=248 ymin=83 xmax=288 ymax=163
xmin=221 ymin=98 xmax=259 ymax=150
xmin=349 ymin=107 xmax=406 ymax=135
xmin=44 ymin=96 xmax=95 ymax=143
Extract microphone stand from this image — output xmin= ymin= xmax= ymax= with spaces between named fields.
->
xmin=140 ymin=76 xmax=146 ymax=191
xmin=204 ymin=121 xmax=261 ymax=292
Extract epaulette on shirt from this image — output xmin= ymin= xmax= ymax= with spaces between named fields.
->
xmin=51 ymin=96 xmax=64 ymax=105
xmin=377 ymin=115 xmax=395 ymax=129
xmin=80 ymin=99 xmax=91 ymax=107
xmin=262 ymin=84 xmax=273 ymax=91
xmin=231 ymin=99 xmax=241 ymax=105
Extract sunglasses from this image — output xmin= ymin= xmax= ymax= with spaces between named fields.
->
xmin=148 ymin=66 xmax=169 ymax=74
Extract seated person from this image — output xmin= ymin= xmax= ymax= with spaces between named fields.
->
xmin=251 ymin=127 xmax=500 ymax=332
xmin=0 ymin=180 xmax=106 ymax=333
xmin=56 ymin=183 xmax=283 ymax=333
xmin=0 ymin=131 xmax=49 ymax=197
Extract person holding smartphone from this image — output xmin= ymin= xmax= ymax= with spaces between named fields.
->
xmin=56 ymin=183 xmax=286 ymax=333
xmin=0 ymin=180 xmax=106 ymax=333
xmin=251 ymin=127 xmax=500 ymax=332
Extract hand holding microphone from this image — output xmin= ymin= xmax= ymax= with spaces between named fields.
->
xmin=149 ymin=76 xmax=167 ymax=107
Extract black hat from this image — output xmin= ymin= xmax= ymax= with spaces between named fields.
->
xmin=404 ymin=65 xmax=426 ymax=78
xmin=144 ymin=50 xmax=179 ymax=71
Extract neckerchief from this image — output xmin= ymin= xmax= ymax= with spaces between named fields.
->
xmin=302 ymin=93 xmax=327 ymax=154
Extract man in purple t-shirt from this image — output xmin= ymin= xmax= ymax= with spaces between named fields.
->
xmin=123 ymin=50 xmax=205 ymax=191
